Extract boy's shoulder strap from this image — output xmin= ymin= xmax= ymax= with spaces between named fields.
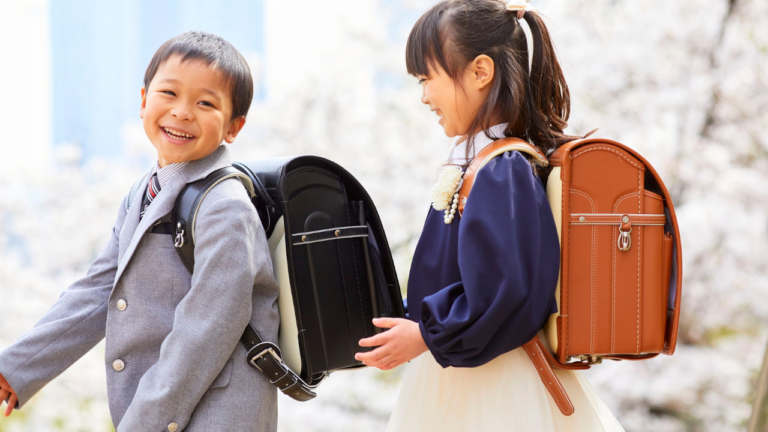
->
xmin=125 ymin=173 xmax=150 ymax=214
xmin=457 ymin=137 xmax=548 ymax=215
xmin=171 ymin=166 xmax=256 ymax=273
xmin=168 ymin=166 xmax=319 ymax=402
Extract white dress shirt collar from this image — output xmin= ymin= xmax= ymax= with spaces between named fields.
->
xmin=151 ymin=161 xmax=190 ymax=189
xmin=448 ymin=123 xmax=509 ymax=165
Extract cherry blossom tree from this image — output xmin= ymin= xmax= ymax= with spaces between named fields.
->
xmin=1 ymin=0 xmax=766 ymax=431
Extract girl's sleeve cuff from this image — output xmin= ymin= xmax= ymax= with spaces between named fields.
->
xmin=419 ymin=320 xmax=451 ymax=369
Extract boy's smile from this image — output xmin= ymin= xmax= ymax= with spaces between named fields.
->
xmin=140 ymin=55 xmax=245 ymax=167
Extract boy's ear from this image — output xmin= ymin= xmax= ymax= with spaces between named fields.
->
xmin=140 ymin=87 xmax=147 ymax=119
xmin=471 ymin=55 xmax=495 ymax=90
xmin=224 ymin=116 xmax=246 ymax=144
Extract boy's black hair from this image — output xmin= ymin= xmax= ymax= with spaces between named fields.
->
xmin=144 ymin=31 xmax=254 ymax=120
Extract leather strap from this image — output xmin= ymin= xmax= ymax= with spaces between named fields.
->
xmin=569 ymin=213 xmax=666 ymax=226
xmin=170 ymin=168 xmax=319 ymax=402
xmin=456 ymin=139 xmax=576 ymax=416
xmin=240 ymin=324 xmax=318 ymax=402
xmin=457 ymin=138 xmax=548 ymax=215
xmin=171 ymin=167 xmax=256 ymax=273
xmin=522 ymin=335 xmax=575 ymax=416
xmin=126 ymin=173 xmax=149 ymax=213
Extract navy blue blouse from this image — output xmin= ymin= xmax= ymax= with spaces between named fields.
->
xmin=408 ymin=151 xmax=560 ymax=368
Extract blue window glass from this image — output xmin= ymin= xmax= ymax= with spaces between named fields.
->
xmin=51 ymin=0 xmax=265 ymax=159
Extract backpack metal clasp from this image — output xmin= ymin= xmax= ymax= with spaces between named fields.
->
xmin=617 ymin=228 xmax=632 ymax=251
xmin=174 ymin=221 xmax=186 ymax=248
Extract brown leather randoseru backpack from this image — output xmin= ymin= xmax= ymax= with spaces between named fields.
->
xmin=459 ymin=137 xmax=683 ymax=416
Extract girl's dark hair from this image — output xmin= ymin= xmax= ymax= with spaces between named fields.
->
xmin=406 ymin=0 xmax=580 ymax=174
xmin=144 ymin=31 xmax=254 ymax=120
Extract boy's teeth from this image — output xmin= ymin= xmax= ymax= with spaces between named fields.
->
xmin=163 ymin=127 xmax=193 ymax=138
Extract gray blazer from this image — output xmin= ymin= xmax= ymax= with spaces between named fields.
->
xmin=0 ymin=145 xmax=280 ymax=431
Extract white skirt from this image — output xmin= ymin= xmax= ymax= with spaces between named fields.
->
xmin=386 ymin=347 xmax=624 ymax=432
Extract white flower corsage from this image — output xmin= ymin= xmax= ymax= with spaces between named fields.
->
xmin=430 ymin=165 xmax=463 ymax=224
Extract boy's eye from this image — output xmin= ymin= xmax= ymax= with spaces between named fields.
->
xmin=161 ymin=90 xmax=176 ymax=96
xmin=199 ymin=101 xmax=215 ymax=108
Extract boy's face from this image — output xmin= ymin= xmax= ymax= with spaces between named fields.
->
xmin=140 ymin=55 xmax=245 ymax=167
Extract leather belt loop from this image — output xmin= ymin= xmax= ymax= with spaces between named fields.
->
xmin=619 ymin=214 xmax=632 ymax=231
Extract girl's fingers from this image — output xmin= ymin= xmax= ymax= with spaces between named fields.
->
xmin=358 ymin=331 xmax=390 ymax=347
xmin=372 ymin=317 xmax=401 ymax=329
xmin=368 ymin=355 xmax=394 ymax=369
xmin=355 ymin=346 xmax=390 ymax=364
xmin=4 ymin=393 xmax=16 ymax=417
xmin=0 ymin=389 xmax=8 ymax=414
xmin=380 ymin=360 xmax=401 ymax=371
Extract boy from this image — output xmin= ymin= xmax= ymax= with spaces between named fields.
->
xmin=0 ymin=31 xmax=279 ymax=431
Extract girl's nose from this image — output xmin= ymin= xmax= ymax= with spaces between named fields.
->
xmin=420 ymin=86 xmax=429 ymax=105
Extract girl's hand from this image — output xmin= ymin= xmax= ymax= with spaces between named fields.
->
xmin=0 ymin=373 xmax=17 ymax=417
xmin=355 ymin=318 xmax=428 ymax=370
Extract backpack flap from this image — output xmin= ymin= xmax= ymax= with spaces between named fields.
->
xmin=274 ymin=156 xmax=404 ymax=384
xmin=548 ymin=139 xmax=683 ymax=365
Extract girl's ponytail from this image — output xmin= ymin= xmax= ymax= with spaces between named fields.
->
xmin=520 ymin=11 xmax=572 ymax=156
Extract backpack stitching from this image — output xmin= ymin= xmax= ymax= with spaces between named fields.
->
xmin=613 ymin=192 xmax=640 ymax=213
xmin=570 ymin=189 xmax=596 ymax=355
xmin=344 ymin=200 xmax=368 ymax=338
xmin=564 ymin=176 xmax=570 ymax=359
xmin=636 ymin=171 xmax=642 ymax=354
xmin=570 ymin=146 xmax=644 ymax=171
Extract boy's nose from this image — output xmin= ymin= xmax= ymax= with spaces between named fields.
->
xmin=170 ymin=105 xmax=195 ymax=121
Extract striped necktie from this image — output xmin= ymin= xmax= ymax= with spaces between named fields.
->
xmin=140 ymin=173 xmax=161 ymax=220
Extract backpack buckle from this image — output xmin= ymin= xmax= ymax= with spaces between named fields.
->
xmin=577 ymin=355 xmax=603 ymax=365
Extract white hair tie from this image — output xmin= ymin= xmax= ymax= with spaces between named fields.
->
xmin=505 ymin=0 xmax=537 ymax=14
xmin=506 ymin=1 xmax=536 ymax=74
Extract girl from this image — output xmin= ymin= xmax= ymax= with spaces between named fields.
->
xmin=355 ymin=1 xmax=624 ymax=431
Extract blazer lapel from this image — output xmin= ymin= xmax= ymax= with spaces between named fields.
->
xmin=113 ymin=145 xmax=234 ymax=289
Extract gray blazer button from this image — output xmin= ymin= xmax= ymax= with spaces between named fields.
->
xmin=117 ymin=299 xmax=127 ymax=311
xmin=168 ymin=422 xmax=179 ymax=432
xmin=112 ymin=359 xmax=125 ymax=372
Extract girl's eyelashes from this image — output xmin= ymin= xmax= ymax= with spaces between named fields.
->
xmin=417 ymin=78 xmax=427 ymax=85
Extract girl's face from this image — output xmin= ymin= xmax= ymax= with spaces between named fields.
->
xmin=417 ymin=59 xmax=493 ymax=138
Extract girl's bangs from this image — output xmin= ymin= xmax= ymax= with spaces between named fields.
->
xmin=405 ymin=4 xmax=449 ymax=78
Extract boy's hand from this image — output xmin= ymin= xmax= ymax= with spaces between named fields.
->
xmin=355 ymin=318 xmax=428 ymax=371
xmin=0 ymin=373 xmax=18 ymax=417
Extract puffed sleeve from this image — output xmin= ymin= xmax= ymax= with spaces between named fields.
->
xmin=419 ymin=151 xmax=560 ymax=368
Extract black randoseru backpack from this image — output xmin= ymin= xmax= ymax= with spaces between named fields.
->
xmin=135 ymin=156 xmax=405 ymax=401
